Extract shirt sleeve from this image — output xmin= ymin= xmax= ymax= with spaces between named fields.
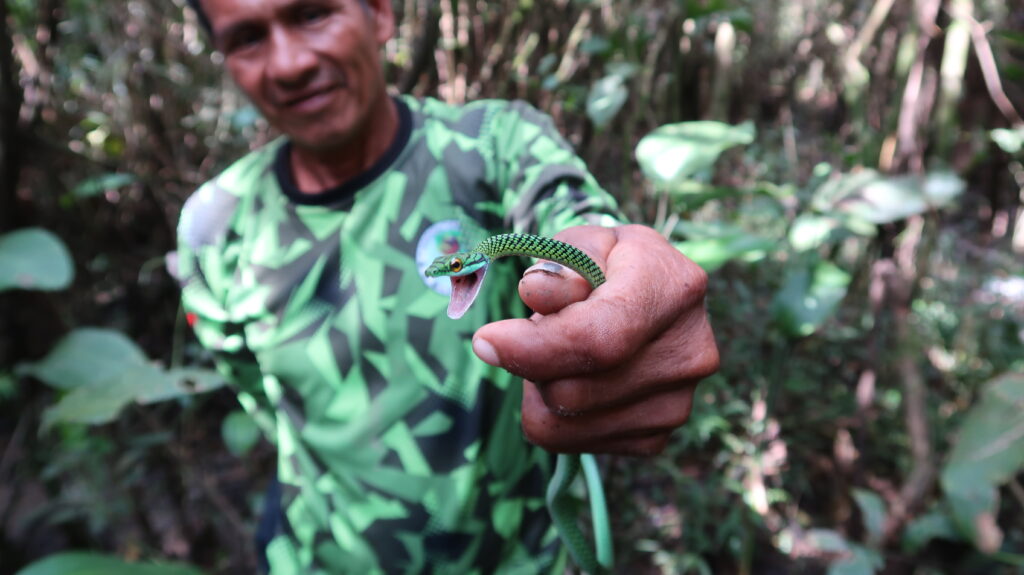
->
xmin=489 ymin=100 xmax=625 ymax=236
xmin=173 ymin=183 xmax=276 ymax=435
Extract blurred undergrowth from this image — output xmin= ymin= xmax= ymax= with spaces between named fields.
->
xmin=2 ymin=0 xmax=1024 ymax=573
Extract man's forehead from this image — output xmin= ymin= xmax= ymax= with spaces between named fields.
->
xmin=203 ymin=0 xmax=294 ymax=23
xmin=204 ymin=0 xmax=359 ymax=26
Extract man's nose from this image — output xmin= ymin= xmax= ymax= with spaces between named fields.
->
xmin=266 ymin=28 xmax=317 ymax=87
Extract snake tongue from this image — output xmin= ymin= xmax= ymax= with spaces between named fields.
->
xmin=447 ymin=267 xmax=488 ymax=319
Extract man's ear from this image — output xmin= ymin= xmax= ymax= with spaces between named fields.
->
xmin=368 ymin=0 xmax=396 ymax=44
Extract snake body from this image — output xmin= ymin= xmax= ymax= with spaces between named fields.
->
xmin=425 ymin=233 xmax=613 ymax=572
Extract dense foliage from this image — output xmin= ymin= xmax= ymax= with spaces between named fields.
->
xmin=2 ymin=0 xmax=1023 ymax=573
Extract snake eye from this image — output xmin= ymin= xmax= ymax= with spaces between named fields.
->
xmin=449 ymin=258 xmax=463 ymax=273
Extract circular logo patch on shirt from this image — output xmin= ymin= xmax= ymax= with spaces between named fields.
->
xmin=417 ymin=219 xmax=466 ymax=295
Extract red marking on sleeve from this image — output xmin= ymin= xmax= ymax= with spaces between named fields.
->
xmin=186 ymin=312 xmax=197 ymax=327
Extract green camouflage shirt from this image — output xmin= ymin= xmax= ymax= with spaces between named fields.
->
xmin=175 ymin=96 xmax=621 ymax=574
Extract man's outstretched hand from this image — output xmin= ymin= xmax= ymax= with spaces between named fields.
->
xmin=471 ymin=225 xmax=719 ymax=456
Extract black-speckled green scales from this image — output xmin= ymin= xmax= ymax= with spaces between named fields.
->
xmin=475 ymin=234 xmax=606 ymax=287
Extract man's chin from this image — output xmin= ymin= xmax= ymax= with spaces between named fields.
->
xmin=287 ymin=129 xmax=358 ymax=155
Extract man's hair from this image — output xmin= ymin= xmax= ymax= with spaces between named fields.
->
xmin=184 ymin=0 xmax=373 ymax=38
xmin=184 ymin=0 xmax=213 ymax=37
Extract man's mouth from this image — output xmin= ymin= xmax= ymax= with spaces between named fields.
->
xmin=282 ymin=85 xmax=341 ymax=111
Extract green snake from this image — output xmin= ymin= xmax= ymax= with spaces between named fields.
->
xmin=425 ymin=233 xmax=614 ymax=572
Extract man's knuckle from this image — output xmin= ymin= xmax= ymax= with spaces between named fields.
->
xmin=543 ymin=381 xmax=590 ymax=414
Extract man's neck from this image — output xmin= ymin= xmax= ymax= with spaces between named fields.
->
xmin=288 ymin=96 xmax=400 ymax=194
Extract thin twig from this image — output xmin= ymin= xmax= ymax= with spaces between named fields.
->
xmin=966 ymin=16 xmax=1024 ymax=126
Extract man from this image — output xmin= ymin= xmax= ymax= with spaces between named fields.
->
xmin=175 ymin=0 xmax=719 ymax=573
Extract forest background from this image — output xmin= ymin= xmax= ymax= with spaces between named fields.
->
xmin=2 ymin=0 xmax=1024 ymax=574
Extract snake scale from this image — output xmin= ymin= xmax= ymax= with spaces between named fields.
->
xmin=425 ymin=233 xmax=614 ymax=572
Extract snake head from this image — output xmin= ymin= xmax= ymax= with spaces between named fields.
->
xmin=424 ymin=251 xmax=487 ymax=278
xmin=424 ymin=251 xmax=490 ymax=319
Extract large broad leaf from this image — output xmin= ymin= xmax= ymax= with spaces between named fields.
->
xmin=635 ymin=121 xmax=755 ymax=185
xmin=673 ymin=221 xmax=776 ymax=271
xmin=812 ymin=170 xmax=965 ymax=224
xmin=16 ymin=552 xmax=205 ymax=575
xmin=17 ymin=328 xmax=149 ymax=390
xmin=17 ymin=328 xmax=224 ymax=429
xmin=675 ymin=234 xmax=774 ymax=272
xmin=940 ymin=372 xmax=1024 ymax=551
xmin=0 ymin=228 xmax=74 ymax=292
xmin=39 ymin=365 xmax=224 ymax=430
xmin=772 ymin=258 xmax=851 ymax=338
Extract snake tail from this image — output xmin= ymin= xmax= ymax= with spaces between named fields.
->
xmin=424 ymin=232 xmax=614 ymax=570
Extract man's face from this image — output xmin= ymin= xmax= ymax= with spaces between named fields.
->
xmin=202 ymin=0 xmax=394 ymax=152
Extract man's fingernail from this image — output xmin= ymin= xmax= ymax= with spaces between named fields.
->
xmin=473 ymin=337 xmax=500 ymax=366
xmin=524 ymin=262 xmax=565 ymax=276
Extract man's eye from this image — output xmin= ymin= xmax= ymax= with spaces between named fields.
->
xmin=295 ymin=5 xmax=330 ymax=25
xmin=224 ymin=28 xmax=264 ymax=53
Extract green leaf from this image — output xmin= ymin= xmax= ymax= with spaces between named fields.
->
xmin=231 ymin=105 xmax=261 ymax=131
xmin=675 ymin=234 xmax=774 ymax=272
xmin=579 ymin=35 xmax=611 ymax=55
xmin=828 ymin=546 xmax=883 ymax=575
xmin=222 ymin=410 xmax=261 ymax=457
xmin=586 ymin=74 xmax=629 ymax=129
xmin=17 ymin=328 xmax=149 ymax=390
xmin=40 ymin=365 xmax=224 ymax=430
xmin=812 ymin=170 xmax=964 ymax=224
xmin=903 ymin=507 xmax=961 ymax=553
xmin=805 ymin=528 xmax=851 ymax=553
xmin=71 ymin=173 xmax=138 ymax=198
xmin=0 ymin=372 xmax=14 ymax=401
xmin=15 ymin=552 xmax=205 ymax=575
xmin=772 ymin=258 xmax=851 ymax=337
xmin=940 ymin=372 xmax=1024 ymax=549
xmin=0 ymin=228 xmax=74 ymax=292
xmin=789 ymin=214 xmax=841 ymax=252
xmin=18 ymin=328 xmax=224 ymax=429
xmin=991 ymin=127 xmax=1024 ymax=155
xmin=851 ymin=488 xmax=887 ymax=544
xmin=806 ymin=530 xmax=883 ymax=575
xmin=635 ymin=121 xmax=755 ymax=185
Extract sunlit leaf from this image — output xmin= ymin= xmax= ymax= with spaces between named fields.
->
xmin=940 ymin=372 xmax=1024 ymax=550
xmin=0 ymin=228 xmax=74 ymax=292
xmin=15 ymin=552 xmax=205 ymax=575
xmin=635 ymin=121 xmax=755 ymax=185
xmin=675 ymin=234 xmax=774 ymax=272
xmin=991 ymin=127 xmax=1024 ymax=155
xmin=222 ymin=410 xmax=261 ymax=457
xmin=788 ymin=214 xmax=840 ymax=252
xmin=812 ymin=170 xmax=965 ymax=224
xmin=586 ymin=74 xmax=629 ymax=129
xmin=772 ymin=258 xmax=851 ymax=337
